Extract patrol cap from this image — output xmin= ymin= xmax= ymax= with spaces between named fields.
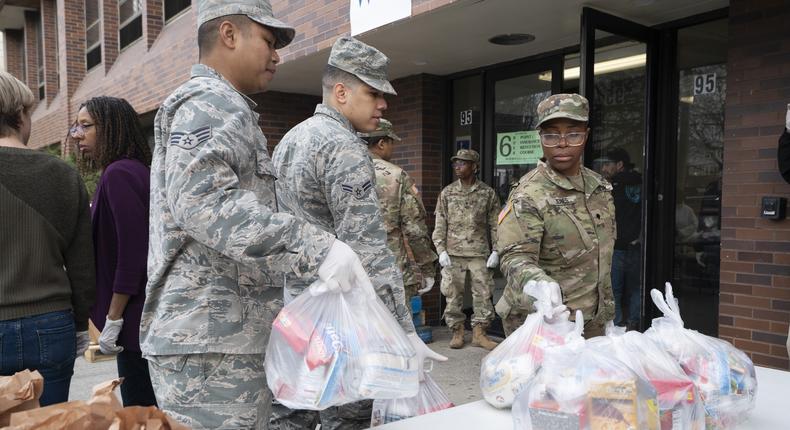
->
xmin=451 ymin=148 xmax=480 ymax=163
xmin=535 ymin=93 xmax=589 ymax=129
xmin=328 ymin=37 xmax=397 ymax=95
xmin=197 ymin=0 xmax=295 ymax=49
xmin=358 ymin=118 xmax=401 ymax=142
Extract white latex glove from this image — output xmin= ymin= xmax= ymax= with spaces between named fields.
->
xmin=317 ymin=240 xmax=371 ymax=294
xmin=785 ymin=103 xmax=790 ymax=130
xmin=438 ymin=251 xmax=452 ymax=268
xmin=75 ymin=331 xmax=91 ymax=356
xmin=99 ymin=317 xmax=124 ymax=354
xmin=486 ymin=251 xmax=499 ymax=269
xmin=407 ymin=333 xmax=448 ymax=381
xmin=523 ymin=280 xmax=563 ymax=306
xmin=417 ymin=277 xmax=434 ymax=295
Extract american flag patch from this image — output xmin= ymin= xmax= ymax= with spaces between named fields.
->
xmin=498 ymin=201 xmax=513 ymax=225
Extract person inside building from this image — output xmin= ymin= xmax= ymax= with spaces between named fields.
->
xmin=271 ymin=37 xmax=446 ymax=430
xmin=779 ymin=103 xmax=790 ymax=361
xmin=496 ymin=93 xmax=615 ymax=338
xmin=0 ymin=71 xmax=94 ymax=405
xmin=141 ymin=1 xmax=372 ymax=428
xmin=360 ymin=119 xmax=438 ymax=300
xmin=599 ymin=147 xmax=642 ymax=331
xmin=69 ymin=96 xmax=157 ymax=407
xmin=433 ymin=148 xmax=501 ymax=350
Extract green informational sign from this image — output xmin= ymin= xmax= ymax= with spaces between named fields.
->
xmin=496 ymin=131 xmax=543 ymax=165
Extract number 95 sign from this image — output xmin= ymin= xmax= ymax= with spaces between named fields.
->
xmin=693 ymin=73 xmax=716 ymax=95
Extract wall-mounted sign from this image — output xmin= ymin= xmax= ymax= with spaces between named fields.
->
xmin=693 ymin=73 xmax=716 ymax=95
xmin=496 ymin=131 xmax=542 ymax=165
xmin=460 ymin=109 xmax=473 ymax=126
xmin=350 ymin=0 xmax=411 ymax=36
xmin=456 ymin=135 xmax=471 ymax=150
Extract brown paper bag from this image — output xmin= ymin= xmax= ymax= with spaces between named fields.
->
xmin=0 ymin=369 xmax=44 ymax=426
xmin=109 ymin=406 xmax=190 ymax=430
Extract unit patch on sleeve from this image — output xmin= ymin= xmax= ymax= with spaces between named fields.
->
xmin=341 ymin=180 xmax=374 ymax=200
xmin=169 ymin=125 xmax=212 ymax=150
xmin=498 ymin=201 xmax=513 ymax=225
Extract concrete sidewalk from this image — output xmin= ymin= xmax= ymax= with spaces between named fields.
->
xmin=68 ymin=326 xmax=498 ymax=406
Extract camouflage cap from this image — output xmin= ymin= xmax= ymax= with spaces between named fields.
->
xmin=328 ymin=37 xmax=396 ymax=95
xmin=535 ymin=93 xmax=589 ymax=129
xmin=197 ymin=0 xmax=295 ymax=49
xmin=357 ymin=118 xmax=401 ymax=142
xmin=451 ymin=148 xmax=480 ymax=163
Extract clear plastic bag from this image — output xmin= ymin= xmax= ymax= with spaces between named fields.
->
xmin=646 ymin=283 xmax=757 ymax=429
xmin=265 ymin=281 xmax=419 ymax=410
xmin=513 ymin=340 xmax=661 ymax=430
xmin=369 ymin=373 xmax=454 ymax=426
xmin=480 ymin=283 xmax=583 ymax=408
xmin=588 ymin=323 xmax=705 ymax=429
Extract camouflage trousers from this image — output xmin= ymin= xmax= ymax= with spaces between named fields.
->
xmin=404 ymin=283 xmax=420 ymax=301
xmin=496 ymin=299 xmax=606 ymax=340
xmin=268 ymin=400 xmax=373 ymax=430
xmin=147 ymin=353 xmax=269 ymax=429
xmin=440 ymin=256 xmax=494 ymax=328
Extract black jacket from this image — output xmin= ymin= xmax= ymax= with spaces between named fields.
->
xmin=779 ymin=129 xmax=790 ymax=184
xmin=610 ymin=169 xmax=642 ymax=250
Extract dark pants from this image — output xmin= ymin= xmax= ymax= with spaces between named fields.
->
xmin=0 ymin=310 xmax=76 ymax=406
xmin=611 ymin=248 xmax=641 ymax=326
xmin=117 ymin=349 xmax=157 ymax=407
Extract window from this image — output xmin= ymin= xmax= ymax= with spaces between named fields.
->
xmin=118 ymin=0 xmax=142 ymax=49
xmin=164 ymin=0 xmax=191 ymax=22
xmin=35 ymin=15 xmax=44 ymax=100
xmin=85 ymin=0 xmax=101 ymax=70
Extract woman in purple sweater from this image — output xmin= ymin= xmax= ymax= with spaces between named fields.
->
xmin=70 ymin=96 xmax=156 ymax=407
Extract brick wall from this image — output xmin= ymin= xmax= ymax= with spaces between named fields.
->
xmin=252 ymin=90 xmax=320 ymax=154
xmin=386 ymin=73 xmax=447 ymax=324
xmin=23 ymin=11 xmax=39 ymax=94
xmin=40 ymin=0 xmax=59 ymax=103
xmin=719 ymin=0 xmax=790 ymax=369
xmin=101 ymin=0 xmax=119 ymax=73
xmin=4 ymin=29 xmax=24 ymax=81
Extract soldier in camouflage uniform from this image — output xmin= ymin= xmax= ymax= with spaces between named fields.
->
xmin=270 ymin=37 xmax=446 ymax=430
xmin=360 ymin=119 xmax=438 ymax=299
xmin=433 ymin=149 xmax=501 ymax=350
xmin=495 ymin=93 xmax=616 ymax=339
xmin=142 ymin=2 xmax=370 ymax=428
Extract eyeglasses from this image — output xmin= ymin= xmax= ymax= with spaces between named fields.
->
xmin=539 ymin=131 xmax=587 ymax=147
xmin=69 ymin=123 xmax=94 ymax=137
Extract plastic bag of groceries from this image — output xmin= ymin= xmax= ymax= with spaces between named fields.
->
xmin=369 ymin=372 xmax=454 ymax=426
xmin=646 ymin=283 xmax=757 ymax=429
xmin=480 ymin=282 xmax=583 ymax=408
xmin=513 ymin=338 xmax=661 ymax=430
xmin=265 ymin=280 xmax=419 ymax=410
xmin=588 ymin=323 xmax=705 ymax=429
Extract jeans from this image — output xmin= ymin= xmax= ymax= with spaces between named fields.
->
xmin=611 ymin=248 xmax=641 ymax=326
xmin=117 ymin=349 xmax=158 ymax=407
xmin=0 ymin=310 xmax=76 ymax=406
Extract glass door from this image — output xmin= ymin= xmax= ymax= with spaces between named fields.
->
xmin=580 ymin=7 xmax=658 ymax=330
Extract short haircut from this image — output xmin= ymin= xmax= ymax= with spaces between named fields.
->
xmin=321 ymin=64 xmax=363 ymax=98
xmin=362 ymin=135 xmax=390 ymax=146
xmin=0 ymin=71 xmax=35 ymax=138
xmin=197 ymin=15 xmax=251 ymax=57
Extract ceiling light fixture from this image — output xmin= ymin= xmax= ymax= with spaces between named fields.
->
xmin=538 ymin=53 xmax=646 ymax=81
xmin=488 ymin=33 xmax=535 ymax=46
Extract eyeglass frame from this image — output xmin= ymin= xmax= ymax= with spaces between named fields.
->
xmin=69 ymin=123 xmax=94 ymax=138
xmin=538 ymin=131 xmax=588 ymax=148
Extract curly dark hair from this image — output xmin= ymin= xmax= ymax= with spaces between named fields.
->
xmin=71 ymin=96 xmax=151 ymax=170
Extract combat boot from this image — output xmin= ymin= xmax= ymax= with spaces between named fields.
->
xmin=449 ymin=324 xmax=465 ymax=349
xmin=471 ymin=325 xmax=499 ymax=351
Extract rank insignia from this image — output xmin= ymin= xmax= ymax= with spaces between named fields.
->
xmin=170 ymin=126 xmax=212 ymax=150
xmin=341 ymin=180 xmax=374 ymax=200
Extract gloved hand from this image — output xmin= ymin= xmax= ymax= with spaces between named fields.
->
xmin=407 ymin=333 xmax=448 ymax=381
xmin=99 ymin=317 xmax=124 ymax=354
xmin=785 ymin=103 xmax=790 ymax=130
xmin=438 ymin=251 xmax=452 ymax=268
xmin=75 ymin=331 xmax=91 ymax=357
xmin=317 ymin=239 xmax=370 ymax=294
xmin=486 ymin=251 xmax=499 ymax=269
xmin=417 ymin=277 xmax=435 ymax=295
xmin=523 ymin=280 xmax=563 ymax=306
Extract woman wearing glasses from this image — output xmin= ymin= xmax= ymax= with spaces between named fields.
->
xmin=0 ymin=71 xmax=95 ymax=405
xmin=70 ymin=96 xmax=156 ymax=407
xmin=495 ymin=93 xmax=616 ymax=338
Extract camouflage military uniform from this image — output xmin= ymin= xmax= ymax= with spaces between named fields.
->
xmin=496 ymin=161 xmax=616 ymax=337
xmin=143 ymin=53 xmax=335 ymax=430
xmin=433 ymin=178 xmax=499 ymax=328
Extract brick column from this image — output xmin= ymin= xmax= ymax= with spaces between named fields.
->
xmin=23 ymin=11 xmax=39 ymax=94
xmin=143 ymin=0 xmax=163 ymax=50
xmin=41 ymin=0 xmax=59 ymax=103
xmin=59 ymin=0 xmax=86 ymax=157
xmin=3 ymin=29 xmax=25 ymax=82
xmin=101 ymin=0 xmax=118 ymax=72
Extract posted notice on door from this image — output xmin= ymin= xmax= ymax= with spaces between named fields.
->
xmin=496 ymin=131 xmax=543 ymax=165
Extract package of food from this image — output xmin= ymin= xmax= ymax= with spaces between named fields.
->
xmin=480 ymin=284 xmax=583 ymax=408
xmin=369 ymin=372 xmax=454 ymax=426
xmin=512 ymin=341 xmax=660 ymax=430
xmin=266 ymin=280 xmax=419 ymax=410
xmin=646 ymin=284 xmax=757 ymax=429
xmin=0 ymin=370 xmax=44 ymax=427
xmin=588 ymin=326 xmax=705 ymax=430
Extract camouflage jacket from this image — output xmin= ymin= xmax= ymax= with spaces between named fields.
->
xmin=433 ymin=179 xmax=499 ymax=257
xmin=141 ymin=64 xmax=334 ymax=356
xmin=497 ymin=161 xmax=615 ymax=323
xmin=373 ymin=156 xmax=438 ymax=287
xmin=272 ymin=104 xmax=414 ymax=333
